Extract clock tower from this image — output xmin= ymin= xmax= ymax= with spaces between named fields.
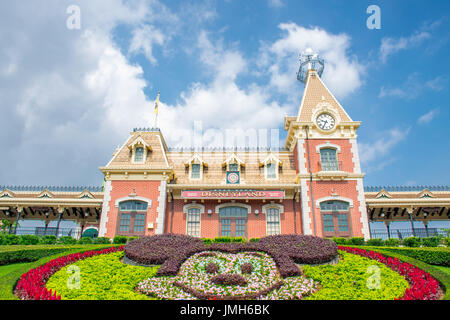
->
xmin=284 ymin=50 xmax=370 ymax=239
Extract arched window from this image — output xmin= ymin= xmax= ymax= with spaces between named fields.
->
xmin=117 ymin=200 xmax=148 ymax=236
xmin=320 ymin=148 xmax=339 ymax=171
xmin=319 ymin=200 xmax=351 ymax=237
xmin=186 ymin=208 xmax=201 ymax=237
xmin=266 ymin=208 xmax=281 ymax=235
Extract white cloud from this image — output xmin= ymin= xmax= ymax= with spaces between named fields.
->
xmin=379 ymin=73 xmax=443 ymax=100
xmin=128 ymin=25 xmax=165 ymax=65
xmin=259 ymin=23 xmax=364 ymax=100
xmin=268 ymin=0 xmax=284 ymax=8
xmin=380 ymin=31 xmax=430 ymax=63
xmin=359 ymin=127 xmax=411 ymax=172
xmin=0 ymin=1 xmax=169 ymax=185
xmin=418 ymin=108 xmax=439 ymax=125
xmin=154 ymin=32 xmax=290 ymax=148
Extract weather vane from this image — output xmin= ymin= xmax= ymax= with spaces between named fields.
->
xmin=297 ymin=48 xmax=324 ymax=83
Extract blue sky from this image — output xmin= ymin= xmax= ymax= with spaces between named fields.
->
xmin=0 ymin=0 xmax=449 ymax=190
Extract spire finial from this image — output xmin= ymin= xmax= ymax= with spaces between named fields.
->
xmin=297 ymin=49 xmax=324 ymax=83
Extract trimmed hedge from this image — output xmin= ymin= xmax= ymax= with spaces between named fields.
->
xmin=380 ymin=247 xmax=450 ymax=267
xmin=0 ymin=234 xmax=112 ymax=246
xmin=330 ymin=236 xmax=448 ymax=248
xmin=0 ymin=245 xmax=117 ymax=266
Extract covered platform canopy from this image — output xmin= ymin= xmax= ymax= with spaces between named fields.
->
xmin=0 ymin=185 xmax=103 ymax=238
xmin=365 ymin=185 xmax=450 ymax=238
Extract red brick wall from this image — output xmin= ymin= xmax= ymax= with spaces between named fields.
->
xmin=104 ymin=180 xmax=162 ymax=239
xmin=302 ymin=139 xmax=355 ymax=173
xmin=166 ymin=199 xmax=302 ymax=239
xmin=303 ymin=180 xmax=364 ymax=238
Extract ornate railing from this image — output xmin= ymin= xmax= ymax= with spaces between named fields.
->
xmin=364 ymin=185 xmax=450 ymax=192
xmin=0 ymin=185 xmax=103 ymax=192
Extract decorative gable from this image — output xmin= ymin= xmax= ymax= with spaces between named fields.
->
xmin=259 ymin=153 xmax=283 ymax=167
xmin=418 ymin=189 xmax=434 ymax=198
xmin=185 ymin=153 xmax=208 ymax=167
xmin=0 ymin=189 xmax=15 ymax=198
xmin=223 ymin=153 xmax=245 ymax=168
xmin=375 ymin=189 xmax=392 ymax=199
xmin=37 ymin=189 xmax=54 ymax=198
xmin=78 ymin=189 xmax=95 ymax=199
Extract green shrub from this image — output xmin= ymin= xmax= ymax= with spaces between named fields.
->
xmin=93 ymin=237 xmax=111 ymax=244
xmin=113 ymin=236 xmax=128 ymax=244
xmin=127 ymin=236 xmax=139 ymax=243
xmin=0 ymin=234 xmax=6 ymax=245
xmin=422 ymin=237 xmax=441 ymax=247
xmin=0 ymin=247 xmax=70 ymax=265
xmin=212 ymin=237 xmax=246 ymax=243
xmin=348 ymin=237 xmax=364 ymax=245
xmin=57 ymin=236 xmax=77 ymax=245
xmin=249 ymin=238 xmax=260 ymax=242
xmin=366 ymin=239 xmax=384 ymax=246
xmin=213 ymin=237 xmax=231 ymax=243
xmin=202 ymin=238 xmax=214 ymax=244
xmin=2 ymin=234 xmax=20 ymax=245
xmin=445 ymin=237 xmax=450 ymax=247
xmin=18 ymin=235 xmax=40 ymax=245
xmin=380 ymin=247 xmax=450 ymax=266
xmin=332 ymin=237 xmax=348 ymax=245
xmin=384 ymin=238 xmax=400 ymax=247
xmin=39 ymin=235 xmax=57 ymax=244
xmin=78 ymin=237 xmax=93 ymax=244
xmin=402 ymin=237 xmax=421 ymax=248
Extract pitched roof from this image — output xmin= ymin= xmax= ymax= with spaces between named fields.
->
xmin=297 ymin=70 xmax=352 ymax=123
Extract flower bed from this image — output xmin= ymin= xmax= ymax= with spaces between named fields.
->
xmin=45 ymin=251 xmax=158 ymax=300
xmin=14 ymin=246 xmax=123 ymax=300
xmin=136 ymin=251 xmax=319 ymax=300
xmin=124 ymin=234 xmax=338 ymax=277
xmin=339 ymin=246 xmax=441 ymax=300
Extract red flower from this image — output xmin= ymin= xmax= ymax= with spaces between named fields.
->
xmin=338 ymin=246 xmax=440 ymax=300
xmin=14 ymin=245 xmax=124 ymax=300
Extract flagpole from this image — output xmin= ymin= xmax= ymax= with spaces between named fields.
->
xmin=154 ymin=91 xmax=160 ymax=128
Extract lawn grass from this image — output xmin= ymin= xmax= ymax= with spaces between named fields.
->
xmin=0 ymin=245 xmax=117 ymax=300
xmin=434 ymin=265 xmax=450 ymax=277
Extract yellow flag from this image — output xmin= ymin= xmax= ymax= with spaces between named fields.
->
xmin=154 ymin=91 xmax=160 ymax=115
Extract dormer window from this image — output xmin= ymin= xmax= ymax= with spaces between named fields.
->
xmin=185 ymin=153 xmax=206 ymax=181
xmin=266 ymin=163 xmax=277 ymax=179
xmin=260 ymin=153 xmax=281 ymax=180
xmin=128 ymin=136 xmax=151 ymax=164
xmin=191 ymin=163 xmax=201 ymax=179
xmin=134 ymin=147 xmax=144 ymax=163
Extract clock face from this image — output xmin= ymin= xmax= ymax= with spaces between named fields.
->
xmin=316 ymin=113 xmax=335 ymax=131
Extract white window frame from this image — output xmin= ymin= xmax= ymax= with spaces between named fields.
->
xmin=190 ymin=162 xmax=202 ymax=180
xmin=265 ymin=162 xmax=279 ymax=180
xmin=262 ymin=203 xmax=283 ymax=235
xmin=183 ymin=203 xmax=205 ymax=237
xmin=133 ymin=146 xmax=145 ymax=163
